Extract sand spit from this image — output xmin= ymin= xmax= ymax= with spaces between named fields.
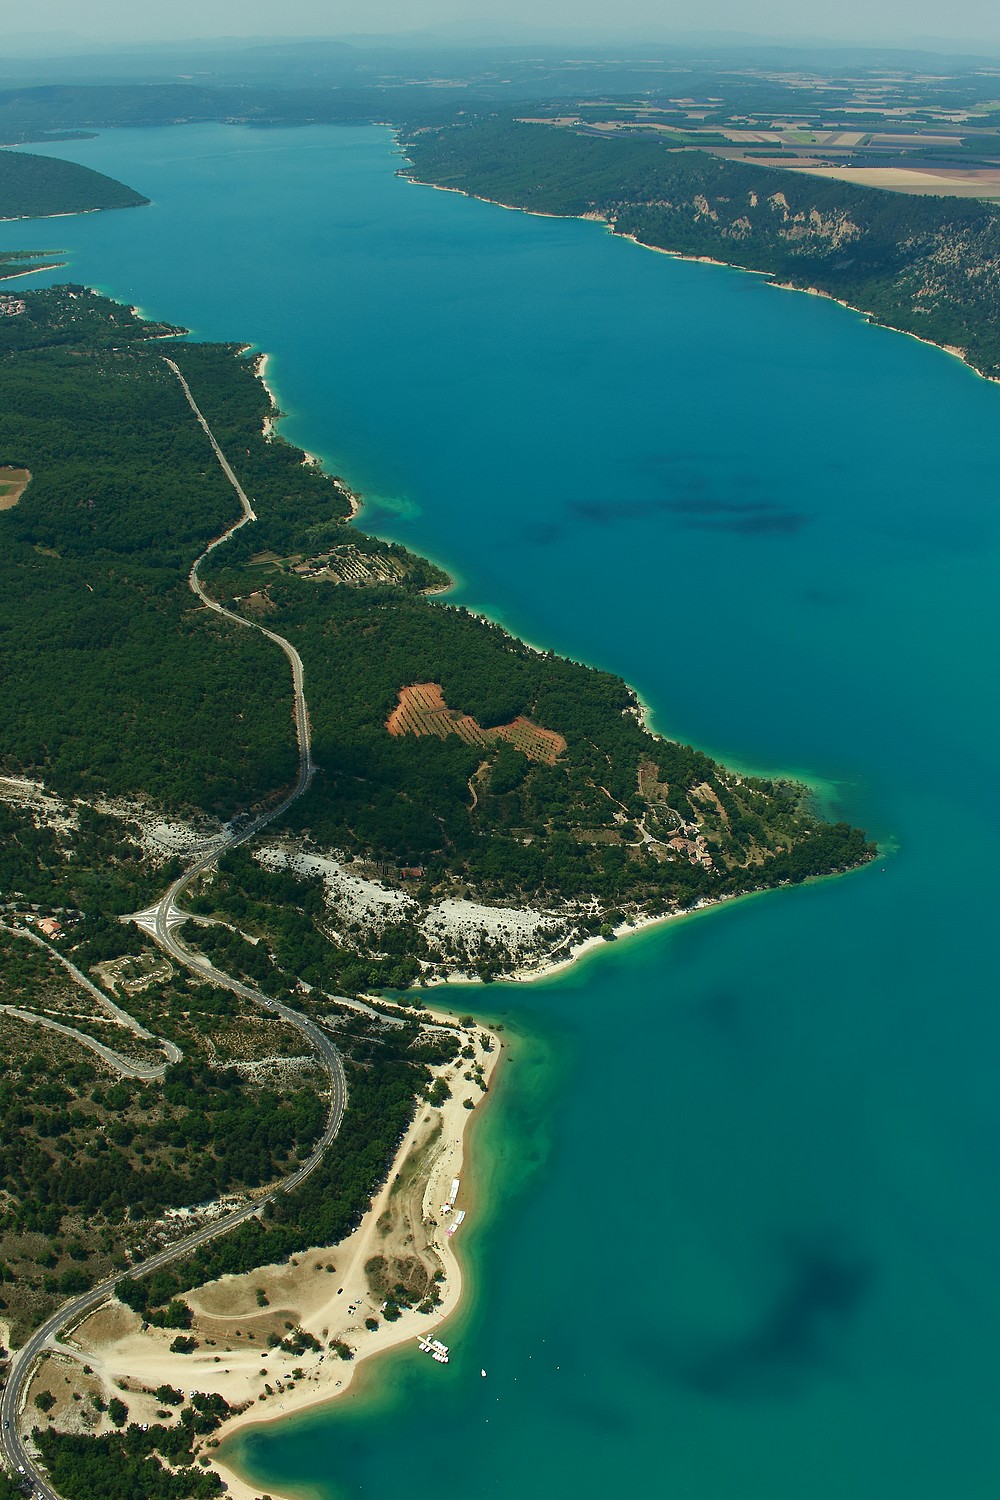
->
xmin=0 ymin=260 xmax=67 ymax=278
xmin=59 ymin=1015 xmax=502 ymax=1500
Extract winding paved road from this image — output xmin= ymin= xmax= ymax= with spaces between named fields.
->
xmin=0 ymin=1005 xmax=169 ymax=1083
xmin=0 ymin=359 xmax=346 ymax=1499
xmin=1 ymin=921 xmax=182 ymax=1071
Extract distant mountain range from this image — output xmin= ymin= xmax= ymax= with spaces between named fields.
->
xmin=5 ymin=26 xmax=1000 ymax=62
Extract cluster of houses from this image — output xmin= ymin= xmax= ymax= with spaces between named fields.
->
xmin=0 ymin=296 xmax=26 ymax=318
xmin=666 ymin=834 xmax=714 ymax=869
xmin=32 ymin=916 xmax=63 ymax=938
xmin=1 ymin=903 xmax=80 ymax=938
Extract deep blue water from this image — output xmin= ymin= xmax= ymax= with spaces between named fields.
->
xmin=5 ymin=124 xmax=1000 ymax=1498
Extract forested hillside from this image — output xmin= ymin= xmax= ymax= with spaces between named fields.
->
xmin=0 ymin=291 xmax=298 ymax=812
xmin=0 ymin=147 xmax=147 ymax=219
xmin=403 ymin=118 xmax=1000 ymax=376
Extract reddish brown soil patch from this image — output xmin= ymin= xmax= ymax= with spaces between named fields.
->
xmin=386 ymin=683 xmax=566 ymax=765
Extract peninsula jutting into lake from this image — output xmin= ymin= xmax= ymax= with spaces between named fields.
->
xmin=3 ymin=38 xmax=1000 ymax=1500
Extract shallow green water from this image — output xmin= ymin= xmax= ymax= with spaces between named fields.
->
xmin=6 ymin=124 xmax=1000 ymax=1497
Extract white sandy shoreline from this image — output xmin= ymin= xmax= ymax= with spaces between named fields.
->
xmin=0 ymin=260 xmax=67 ymax=279
xmin=211 ymin=1010 xmax=505 ymax=1496
xmin=254 ymin=351 xmax=280 ymax=441
xmin=500 ymin=886 xmax=754 ymax=985
xmin=53 ymin=1006 xmax=503 ymax=1500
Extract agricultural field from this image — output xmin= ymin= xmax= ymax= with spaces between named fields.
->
xmin=386 ymin=682 xmax=567 ymax=765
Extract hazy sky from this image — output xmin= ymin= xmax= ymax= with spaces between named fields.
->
xmin=16 ymin=0 xmax=1000 ymax=49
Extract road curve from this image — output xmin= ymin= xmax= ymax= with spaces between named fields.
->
xmin=0 ymin=359 xmax=343 ymax=1499
xmin=0 ymin=1005 xmax=170 ymax=1082
xmin=2 ymin=921 xmax=182 ymax=1066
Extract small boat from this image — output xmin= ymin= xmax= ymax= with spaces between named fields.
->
xmin=417 ymin=1335 xmax=450 ymax=1364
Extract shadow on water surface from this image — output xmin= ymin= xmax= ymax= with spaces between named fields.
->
xmin=569 ymin=496 xmax=808 ymax=534
xmin=675 ymin=1237 xmax=872 ymax=1400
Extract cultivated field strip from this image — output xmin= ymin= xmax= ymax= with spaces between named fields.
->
xmin=386 ymin=682 xmax=567 ymax=764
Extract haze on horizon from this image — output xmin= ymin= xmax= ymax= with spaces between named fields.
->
xmin=12 ymin=0 xmax=1000 ymax=53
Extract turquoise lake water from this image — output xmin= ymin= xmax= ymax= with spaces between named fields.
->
xmin=5 ymin=124 xmax=1000 ymax=1497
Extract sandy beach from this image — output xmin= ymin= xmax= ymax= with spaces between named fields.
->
xmin=333 ymin=475 xmax=363 ymax=518
xmin=0 ymin=260 xmax=67 ymax=278
xmin=42 ymin=1011 xmax=502 ymax=1500
xmin=422 ymin=180 xmax=584 ymax=221
xmin=499 ymin=890 xmax=750 ymax=985
xmin=254 ymin=352 xmax=280 ymax=439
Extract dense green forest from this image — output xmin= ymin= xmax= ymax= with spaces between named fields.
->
xmin=402 ymin=117 xmax=1000 ymax=376
xmin=0 ymin=288 xmax=877 ymax=876
xmin=35 ymin=1402 xmax=229 ymax=1499
xmin=222 ymin=568 xmax=872 ymax=911
xmin=0 ymin=291 xmax=299 ymax=812
xmin=0 ymin=147 xmax=146 ymax=219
